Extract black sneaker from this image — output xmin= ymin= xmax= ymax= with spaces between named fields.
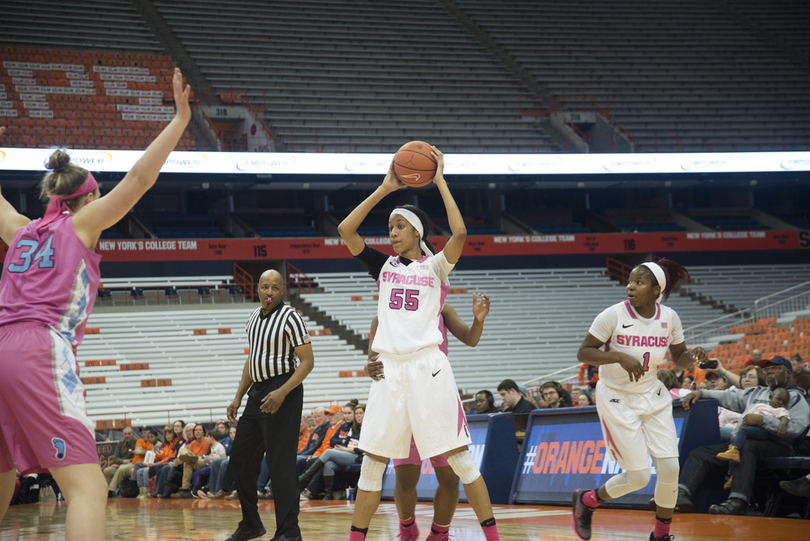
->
xmin=780 ymin=475 xmax=810 ymax=497
xmin=649 ymin=534 xmax=675 ymax=541
xmin=571 ymin=488 xmax=594 ymax=540
xmin=225 ymin=526 xmax=267 ymax=541
xmin=179 ymin=490 xmax=193 ymax=499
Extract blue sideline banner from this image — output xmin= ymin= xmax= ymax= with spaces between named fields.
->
xmin=511 ymin=406 xmax=686 ymax=506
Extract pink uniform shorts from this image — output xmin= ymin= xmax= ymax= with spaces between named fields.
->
xmin=0 ymin=322 xmax=98 ymax=474
xmin=392 ymin=436 xmax=450 ymax=468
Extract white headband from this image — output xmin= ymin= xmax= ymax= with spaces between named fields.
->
xmin=390 ymin=208 xmax=433 ymax=257
xmin=641 ymin=262 xmax=667 ymax=303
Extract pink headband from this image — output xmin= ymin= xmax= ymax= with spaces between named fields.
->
xmin=38 ymin=172 xmax=98 ymax=229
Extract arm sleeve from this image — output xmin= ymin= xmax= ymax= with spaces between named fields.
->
xmin=353 ymin=244 xmax=390 ymax=281
xmin=701 ymin=388 xmax=748 ymax=412
xmin=429 ymin=251 xmax=455 ymax=284
xmin=669 ymin=310 xmax=685 ymax=345
xmin=285 ymin=310 xmax=311 ymax=347
xmin=588 ymin=307 xmax=618 ymax=344
xmin=761 ymin=394 xmax=809 ymax=439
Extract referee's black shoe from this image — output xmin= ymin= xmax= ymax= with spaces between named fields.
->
xmin=270 ymin=537 xmax=303 ymax=541
xmin=225 ymin=525 xmax=267 ymax=541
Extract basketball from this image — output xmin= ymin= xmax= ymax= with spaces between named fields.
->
xmin=393 ymin=141 xmax=437 ymax=187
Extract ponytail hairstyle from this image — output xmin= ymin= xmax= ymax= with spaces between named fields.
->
xmin=343 ymin=398 xmax=359 ymax=411
xmin=40 ymin=150 xmax=92 ymax=211
xmin=395 ymin=204 xmax=436 ymax=255
xmin=636 ymin=258 xmax=689 ymax=302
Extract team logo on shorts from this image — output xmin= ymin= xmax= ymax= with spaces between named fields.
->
xmin=51 ymin=438 xmax=66 ymax=460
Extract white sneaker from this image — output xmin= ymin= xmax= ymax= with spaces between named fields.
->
xmin=300 ymin=488 xmax=312 ymax=501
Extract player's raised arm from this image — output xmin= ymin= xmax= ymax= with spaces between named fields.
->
xmin=0 ymin=127 xmax=31 ymax=243
xmin=72 ymin=68 xmax=191 ymax=243
xmin=431 ymin=147 xmax=466 ymax=264
xmin=337 ymin=160 xmax=403 ymax=256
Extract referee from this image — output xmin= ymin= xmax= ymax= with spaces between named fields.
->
xmin=226 ymin=269 xmax=314 ymax=541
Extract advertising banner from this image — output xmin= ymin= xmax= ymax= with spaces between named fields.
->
xmin=2 ymin=148 xmax=810 ymax=175
xmin=512 ymin=407 xmax=685 ymax=505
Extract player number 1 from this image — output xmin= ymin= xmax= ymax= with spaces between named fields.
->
xmin=642 ymin=351 xmax=651 ymax=372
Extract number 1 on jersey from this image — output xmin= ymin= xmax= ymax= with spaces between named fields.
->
xmin=642 ymin=351 xmax=651 ymax=372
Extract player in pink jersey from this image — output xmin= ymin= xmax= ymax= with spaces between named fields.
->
xmin=338 ymin=147 xmax=501 ymax=541
xmin=0 ymin=69 xmax=190 ymax=541
xmin=571 ymin=260 xmax=707 ymax=541
xmin=365 ymin=294 xmax=490 ymax=541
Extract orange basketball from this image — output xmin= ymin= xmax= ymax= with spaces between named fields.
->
xmin=393 ymin=141 xmax=437 ymax=187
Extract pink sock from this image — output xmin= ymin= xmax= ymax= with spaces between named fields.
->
xmin=481 ymin=518 xmax=499 ymax=541
xmin=653 ymin=517 xmax=672 ymax=538
xmin=349 ymin=528 xmax=368 ymax=541
xmin=400 ymin=518 xmax=416 ymax=530
xmin=431 ymin=523 xmax=450 ymax=534
xmin=581 ymin=489 xmax=603 ymax=508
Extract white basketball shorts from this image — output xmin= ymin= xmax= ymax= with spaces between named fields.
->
xmin=595 ymin=378 xmax=679 ymax=472
xmin=358 ymin=348 xmax=471 ymax=460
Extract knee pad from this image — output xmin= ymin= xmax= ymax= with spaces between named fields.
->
xmin=357 ymin=455 xmax=386 ymax=492
xmin=605 ymin=468 xmax=651 ymax=499
xmin=652 ymin=457 xmax=679 ymax=509
xmin=446 ymin=450 xmax=481 ymax=485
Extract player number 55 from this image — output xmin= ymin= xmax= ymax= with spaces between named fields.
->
xmin=389 ymin=288 xmax=419 ymax=311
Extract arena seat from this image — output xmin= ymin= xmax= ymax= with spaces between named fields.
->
xmin=0 ymin=46 xmax=196 ymax=150
xmin=302 ymin=268 xmax=725 ymax=392
xmin=152 ymin=0 xmax=560 ymax=153
xmin=455 ymin=0 xmax=810 ymax=152
xmin=80 ymin=307 xmax=371 ymax=426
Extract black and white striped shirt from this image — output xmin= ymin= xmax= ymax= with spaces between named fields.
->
xmin=245 ymin=302 xmax=311 ymax=382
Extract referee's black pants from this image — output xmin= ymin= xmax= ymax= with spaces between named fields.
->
xmin=229 ymin=372 xmax=303 ymax=538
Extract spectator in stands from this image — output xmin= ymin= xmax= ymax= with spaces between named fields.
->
xmin=570 ymin=388 xmax=583 ymax=404
xmin=790 ymin=354 xmax=809 ymax=391
xmin=139 ymin=427 xmax=178 ymax=498
xmin=706 ymin=361 xmax=766 ymax=390
xmin=518 ymin=384 xmax=542 ymax=409
xmin=497 ymin=379 xmax=535 ymax=414
xmin=206 ymin=425 xmax=238 ymax=500
xmin=681 ymin=375 xmax=695 ymax=390
xmin=298 ymin=415 xmax=311 ymax=454
xmin=744 ymin=348 xmax=763 ymax=368
xmin=215 ymin=421 xmax=234 ymax=455
xmin=109 ymin=427 xmax=155 ymax=496
xmin=300 ymin=403 xmax=365 ymax=501
xmin=674 ymin=356 xmax=810 ymax=515
xmin=103 ymin=427 xmax=136 ymax=497
xmin=472 ymin=390 xmax=500 ymax=414
xmin=128 ymin=429 xmax=159 ymax=497
xmin=297 ymin=407 xmax=329 ymax=472
xmin=577 ymin=393 xmax=593 ymax=407
xmin=176 ymin=424 xmax=213 ymax=498
xmin=697 ymin=380 xmax=708 ymax=391
xmin=343 ymin=400 xmax=358 ymax=425
xmin=192 ymin=429 xmax=229 ymax=498
xmin=703 ymin=371 xmax=727 ymax=390
xmin=298 ymin=405 xmax=345 ymax=500
xmin=156 ymin=422 xmax=195 ymax=499
xmin=540 ymin=382 xmax=573 ymax=408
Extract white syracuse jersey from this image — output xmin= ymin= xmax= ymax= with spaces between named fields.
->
xmin=589 ymin=300 xmax=685 ymax=394
xmin=372 ymin=251 xmax=453 ymax=357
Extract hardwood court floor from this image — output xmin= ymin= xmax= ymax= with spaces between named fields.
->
xmin=0 ymin=498 xmax=804 ymax=540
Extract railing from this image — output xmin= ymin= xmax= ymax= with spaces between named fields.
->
xmin=606 ymin=256 xmax=635 ymax=283
xmin=233 ymin=263 xmax=257 ymax=302
xmin=683 ymin=308 xmax=756 ymax=343
xmin=287 ymin=262 xmax=312 ymax=295
xmin=555 ymin=93 xmax=635 ymax=152
xmin=754 ymin=280 xmax=810 ymax=318
xmin=96 ymin=283 xmax=245 ymax=307
xmin=754 ymin=286 xmax=810 ymax=321
xmin=193 ymin=101 xmax=224 ymax=151
xmin=634 ymin=131 xmax=682 ymax=153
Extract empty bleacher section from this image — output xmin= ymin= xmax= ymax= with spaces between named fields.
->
xmin=0 ymin=46 xmax=195 ymax=150
xmin=2 ymin=0 xmax=163 ymax=53
xmin=142 ymin=213 xmax=225 ymax=238
xmin=81 ymin=307 xmax=370 ymax=427
xmin=681 ymin=264 xmax=810 ymax=313
xmin=301 ymin=268 xmax=725 ymax=392
xmin=153 ymin=0 xmax=560 ymax=153
xmin=457 ymin=0 xmax=810 ymax=152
